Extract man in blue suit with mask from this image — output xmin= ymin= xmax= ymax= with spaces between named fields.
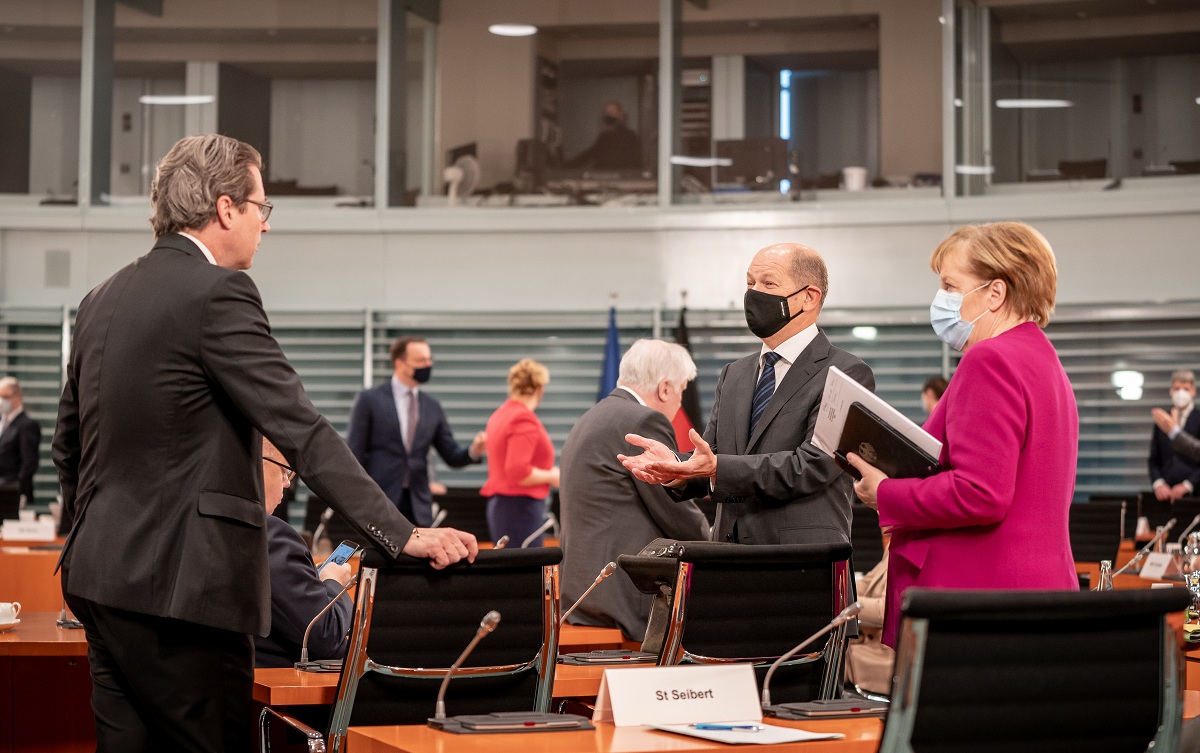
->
xmin=347 ymin=336 xmax=486 ymax=526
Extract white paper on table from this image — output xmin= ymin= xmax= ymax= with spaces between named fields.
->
xmin=646 ymin=722 xmax=844 ymax=745
xmin=812 ymin=365 xmax=943 ymax=460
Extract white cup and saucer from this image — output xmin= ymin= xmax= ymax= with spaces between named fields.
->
xmin=0 ymin=601 xmax=21 ymax=631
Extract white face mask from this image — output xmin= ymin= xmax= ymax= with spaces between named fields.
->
xmin=1173 ymin=389 xmax=1194 ymax=410
xmin=0 ymin=398 xmax=11 ymax=416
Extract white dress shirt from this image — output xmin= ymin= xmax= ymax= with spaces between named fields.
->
xmin=178 ymin=232 xmax=217 ymax=265
xmin=756 ymin=323 xmax=820 ymax=388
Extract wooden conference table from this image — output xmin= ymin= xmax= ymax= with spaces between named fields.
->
xmin=347 ymin=716 xmax=884 ymax=753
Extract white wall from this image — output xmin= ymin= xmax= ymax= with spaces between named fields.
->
xmin=1 ymin=188 xmax=1196 ymax=314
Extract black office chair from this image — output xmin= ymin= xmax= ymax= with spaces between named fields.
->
xmin=879 ymin=587 xmax=1188 ymax=753
xmin=622 ymin=541 xmax=853 ymax=703
xmin=260 ymin=547 xmax=563 ymax=753
xmin=1141 ymin=495 xmax=1200 ymax=534
xmin=851 ymin=502 xmax=885 ymax=572
xmin=1068 ymin=501 xmax=1124 ymax=563
xmin=1088 ymin=492 xmax=1141 ymax=539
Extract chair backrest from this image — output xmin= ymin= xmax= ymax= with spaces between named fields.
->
xmin=0 ymin=486 xmax=20 ymax=521
xmin=880 ymin=587 xmax=1189 ymax=753
xmin=1068 ymin=501 xmax=1124 ymax=563
xmin=850 ymin=502 xmax=885 ymax=571
xmin=326 ymin=547 xmax=562 ymax=752
xmin=1141 ymin=495 xmax=1200 ymax=534
xmin=652 ymin=541 xmax=853 ymax=702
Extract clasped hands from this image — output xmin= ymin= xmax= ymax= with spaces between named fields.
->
xmin=618 ymin=429 xmax=717 ymax=485
xmin=1151 ymin=408 xmax=1192 ymax=502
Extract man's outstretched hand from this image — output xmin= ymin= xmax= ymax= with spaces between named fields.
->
xmin=618 ymin=429 xmax=716 ymax=485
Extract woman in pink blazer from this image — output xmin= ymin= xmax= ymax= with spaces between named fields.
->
xmin=848 ymin=222 xmax=1080 ymax=648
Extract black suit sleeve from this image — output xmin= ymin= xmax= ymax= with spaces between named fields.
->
xmin=1149 ymin=424 xmax=1166 ymax=485
xmin=17 ymin=418 xmax=41 ymax=503
xmin=198 ymin=272 xmax=415 ymax=557
xmin=1172 ymin=430 xmax=1200 ymax=465
xmin=53 ymin=336 xmax=84 ymax=531
xmin=346 ymin=390 xmax=372 ymax=467
xmin=430 ymin=405 xmax=477 ymax=468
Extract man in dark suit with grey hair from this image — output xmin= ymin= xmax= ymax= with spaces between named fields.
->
xmin=559 ymin=339 xmax=709 ymax=641
xmin=53 ymin=133 xmax=477 ymax=753
xmin=621 ymin=243 xmax=874 ymax=546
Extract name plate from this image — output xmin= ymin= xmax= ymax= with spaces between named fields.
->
xmin=1139 ymin=552 xmax=1180 ymax=580
xmin=592 ymin=664 xmax=761 ymax=727
xmin=0 ymin=519 xmax=56 ymax=541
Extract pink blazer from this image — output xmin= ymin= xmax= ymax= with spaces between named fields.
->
xmin=877 ymin=322 xmax=1080 ymax=647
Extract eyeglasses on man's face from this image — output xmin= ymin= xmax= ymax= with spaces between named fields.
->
xmin=245 ymin=198 xmax=273 ymax=222
xmin=263 ymin=455 xmax=296 ymax=483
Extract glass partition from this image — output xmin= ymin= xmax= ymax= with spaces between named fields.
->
xmin=957 ymin=0 xmax=1200 ymax=193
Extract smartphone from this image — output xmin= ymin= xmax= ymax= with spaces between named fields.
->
xmin=318 ymin=540 xmax=361 ymax=574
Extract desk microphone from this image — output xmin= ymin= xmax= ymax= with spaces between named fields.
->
xmin=761 ymin=601 xmax=862 ymax=708
xmin=312 ymin=506 xmax=335 ymax=546
xmin=57 ymin=598 xmax=83 ymax=629
xmin=433 ymin=610 xmax=501 ymax=720
xmin=431 ymin=507 xmax=449 ymax=528
xmin=559 ymin=562 xmax=617 ymax=627
xmin=521 ymin=516 xmax=556 ymax=548
xmin=1176 ymin=514 xmax=1200 ymax=547
xmin=1113 ymin=518 xmax=1177 ymax=578
xmin=494 ymin=535 xmax=510 ymax=549
xmin=295 ymin=578 xmax=356 ymax=671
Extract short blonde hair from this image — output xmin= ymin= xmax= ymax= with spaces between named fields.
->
xmin=150 ymin=134 xmax=262 ymax=237
xmin=930 ymin=222 xmax=1057 ymax=327
xmin=508 ymin=359 xmax=549 ymax=397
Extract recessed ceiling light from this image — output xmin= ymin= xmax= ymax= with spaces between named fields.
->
xmin=995 ymin=98 xmax=1072 ymax=109
xmin=138 ymin=95 xmax=215 ymax=106
xmin=488 ymin=24 xmax=537 ymax=37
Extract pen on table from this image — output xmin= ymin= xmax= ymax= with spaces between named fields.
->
xmin=691 ymin=723 xmax=765 ymax=731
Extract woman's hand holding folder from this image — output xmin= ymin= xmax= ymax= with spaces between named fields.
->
xmin=845 ymin=452 xmax=889 ymax=509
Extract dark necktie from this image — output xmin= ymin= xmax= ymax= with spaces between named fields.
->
xmin=750 ymin=352 xmax=782 ymax=435
xmin=405 ymin=391 xmax=419 ymax=451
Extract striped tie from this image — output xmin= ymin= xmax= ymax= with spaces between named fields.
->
xmin=749 ymin=352 xmax=782 ymax=435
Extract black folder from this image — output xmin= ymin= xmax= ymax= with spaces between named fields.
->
xmin=834 ymin=402 xmax=941 ymax=481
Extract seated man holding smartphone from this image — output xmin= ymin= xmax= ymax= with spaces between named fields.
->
xmin=255 ymin=439 xmax=358 ymax=668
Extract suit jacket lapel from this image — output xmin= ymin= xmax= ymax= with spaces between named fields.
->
xmin=730 ymin=356 xmax=758 ymax=454
xmin=747 ymin=332 xmax=831 ymax=450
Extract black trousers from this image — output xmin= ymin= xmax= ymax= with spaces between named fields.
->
xmin=65 ymin=593 xmax=254 ymax=753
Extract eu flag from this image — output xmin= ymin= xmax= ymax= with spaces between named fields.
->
xmin=597 ymin=306 xmax=620 ymax=401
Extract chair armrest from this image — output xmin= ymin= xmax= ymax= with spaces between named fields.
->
xmin=259 ymin=706 xmax=326 ymax=753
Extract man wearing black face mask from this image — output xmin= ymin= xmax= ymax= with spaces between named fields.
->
xmin=347 ymin=336 xmax=486 ymax=527
xmin=564 ymin=101 xmax=644 ymax=170
xmin=620 ymin=243 xmax=874 ymax=547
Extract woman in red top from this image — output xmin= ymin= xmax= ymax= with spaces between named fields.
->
xmin=481 ymin=359 xmax=558 ymax=547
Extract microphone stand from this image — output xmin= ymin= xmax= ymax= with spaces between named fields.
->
xmin=1113 ymin=519 xmax=1176 ymax=578
xmin=312 ymin=507 xmax=335 ymax=548
xmin=57 ymin=599 xmax=83 ymax=629
xmin=295 ymin=578 xmax=356 ymax=671
xmin=1176 ymin=515 xmax=1200 ymax=547
xmin=434 ymin=611 xmax=501 ymax=720
xmin=521 ymin=516 xmax=556 ymax=548
xmin=559 ymin=562 xmax=617 ymax=626
xmin=761 ymin=601 xmax=862 ymax=708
